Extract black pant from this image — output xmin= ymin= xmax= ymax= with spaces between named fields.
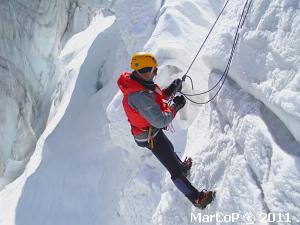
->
xmin=136 ymin=130 xmax=199 ymax=203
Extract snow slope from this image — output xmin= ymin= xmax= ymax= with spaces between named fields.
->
xmin=0 ymin=0 xmax=300 ymax=225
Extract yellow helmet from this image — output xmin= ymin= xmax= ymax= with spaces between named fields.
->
xmin=130 ymin=52 xmax=158 ymax=71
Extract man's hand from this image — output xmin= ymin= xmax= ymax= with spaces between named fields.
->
xmin=164 ymin=79 xmax=183 ymax=97
xmin=172 ymin=95 xmax=186 ymax=112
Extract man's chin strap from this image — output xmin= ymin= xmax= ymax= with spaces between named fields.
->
xmin=150 ymin=67 xmax=155 ymax=74
xmin=136 ymin=70 xmax=143 ymax=77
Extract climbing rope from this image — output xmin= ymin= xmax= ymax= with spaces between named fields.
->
xmin=182 ymin=0 xmax=231 ymax=83
xmin=180 ymin=0 xmax=253 ymax=105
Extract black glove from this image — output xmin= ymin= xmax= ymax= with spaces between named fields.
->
xmin=164 ymin=79 xmax=183 ymax=97
xmin=172 ymin=95 xmax=186 ymax=112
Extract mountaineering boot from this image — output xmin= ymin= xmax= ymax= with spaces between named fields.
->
xmin=193 ymin=190 xmax=216 ymax=209
xmin=181 ymin=157 xmax=192 ymax=177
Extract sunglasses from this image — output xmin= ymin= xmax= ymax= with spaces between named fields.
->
xmin=138 ymin=67 xmax=158 ymax=74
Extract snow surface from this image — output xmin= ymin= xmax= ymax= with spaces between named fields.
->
xmin=0 ymin=0 xmax=300 ymax=225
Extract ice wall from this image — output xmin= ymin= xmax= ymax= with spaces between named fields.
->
xmin=111 ymin=0 xmax=300 ymax=224
xmin=203 ymin=0 xmax=300 ymax=142
xmin=149 ymin=0 xmax=300 ymax=224
xmin=0 ymin=0 xmax=73 ymax=188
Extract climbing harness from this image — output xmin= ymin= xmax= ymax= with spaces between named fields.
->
xmin=179 ymin=0 xmax=253 ymax=105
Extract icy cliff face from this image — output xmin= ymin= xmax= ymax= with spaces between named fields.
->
xmin=203 ymin=0 xmax=300 ymax=142
xmin=148 ymin=0 xmax=300 ymax=224
xmin=0 ymin=0 xmax=300 ymax=225
xmin=110 ymin=0 xmax=300 ymax=224
xmin=0 ymin=0 xmax=164 ymax=224
xmin=0 ymin=0 xmax=117 ymax=189
xmin=0 ymin=0 xmax=72 ymax=188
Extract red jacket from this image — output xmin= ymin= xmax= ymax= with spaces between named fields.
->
xmin=117 ymin=72 xmax=176 ymax=135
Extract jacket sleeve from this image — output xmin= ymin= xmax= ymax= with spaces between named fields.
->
xmin=128 ymin=91 xmax=175 ymax=128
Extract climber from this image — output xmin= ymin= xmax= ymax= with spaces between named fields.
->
xmin=117 ymin=52 xmax=215 ymax=209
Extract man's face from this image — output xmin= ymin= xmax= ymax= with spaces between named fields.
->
xmin=139 ymin=68 xmax=157 ymax=81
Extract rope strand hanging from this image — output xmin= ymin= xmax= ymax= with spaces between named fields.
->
xmin=182 ymin=0 xmax=231 ymax=82
xmin=179 ymin=0 xmax=253 ymax=105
